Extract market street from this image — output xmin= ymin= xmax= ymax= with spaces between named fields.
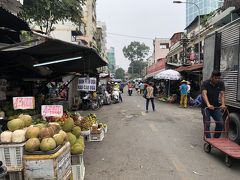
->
xmin=83 ymin=90 xmax=240 ymax=180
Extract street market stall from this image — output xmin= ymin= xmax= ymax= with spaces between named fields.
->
xmin=154 ymin=69 xmax=182 ymax=97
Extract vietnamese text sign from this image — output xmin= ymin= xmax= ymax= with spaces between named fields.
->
xmin=41 ymin=105 xmax=63 ymax=117
xmin=13 ymin=97 xmax=35 ymax=110
xmin=77 ymin=77 xmax=96 ymax=91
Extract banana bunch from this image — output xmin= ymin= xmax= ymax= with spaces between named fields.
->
xmin=88 ymin=113 xmax=97 ymax=124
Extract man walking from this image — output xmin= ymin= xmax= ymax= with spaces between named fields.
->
xmin=201 ymin=70 xmax=226 ymax=138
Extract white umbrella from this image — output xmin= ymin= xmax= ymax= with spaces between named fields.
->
xmin=153 ymin=69 xmax=181 ymax=96
xmin=154 ymin=69 xmax=181 ymax=80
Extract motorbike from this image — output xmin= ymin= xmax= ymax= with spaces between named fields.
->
xmin=97 ymin=93 xmax=104 ymax=107
xmin=81 ymin=92 xmax=100 ymax=110
xmin=103 ymin=91 xmax=112 ymax=105
xmin=128 ymin=88 xmax=133 ymax=96
xmin=112 ymin=88 xmax=120 ymax=103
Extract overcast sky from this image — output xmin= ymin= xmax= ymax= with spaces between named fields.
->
xmin=96 ymin=0 xmax=186 ymax=71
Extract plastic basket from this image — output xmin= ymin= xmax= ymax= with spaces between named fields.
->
xmin=89 ymin=130 xmax=104 ymax=142
xmin=71 ymin=163 xmax=85 ymax=180
xmin=71 ymin=154 xmax=83 ymax=165
xmin=0 ymin=142 xmax=25 ymax=171
xmin=8 ymin=171 xmax=23 ymax=180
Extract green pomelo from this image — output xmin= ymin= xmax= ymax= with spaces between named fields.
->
xmin=7 ymin=118 xmax=25 ymax=132
xmin=34 ymin=123 xmax=46 ymax=129
xmin=25 ymin=138 xmax=40 ymax=152
xmin=62 ymin=118 xmax=74 ymax=132
xmin=71 ymin=126 xmax=81 ymax=138
xmin=53 ymin=133 xmax=65 ymax=146
xmin=18 ymin=114 xmax=32 ymax=127
xmin=66 ymin=132 xmax=76 ymax=146
xmin=40 ymin=138 xmax=57 ymax=152
xmin=59 ymin=130 xmax=67 ymax=140
xmin=25 ymin=126 xmax=40 ymax=139
xmin=75 ymin=137 xmax=85 ymax=148
xmin=71 ymin=143 xmax=84 ymax=155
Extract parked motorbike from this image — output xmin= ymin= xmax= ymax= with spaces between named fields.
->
xmin=112 ymin=88 xmax=120 ymax=103
xmin=103 ymin=91 xmax=111 ymax=105
xmin=128 ymin=88 xmax=133 ymax=96
xmin=81 ymin=92 xmax=100 ymax=110
xmin=97 ymin=93 xmax=104 ymax=107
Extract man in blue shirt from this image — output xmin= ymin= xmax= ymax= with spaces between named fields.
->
xmin=179 ymin=80 xmax=188 ymax=108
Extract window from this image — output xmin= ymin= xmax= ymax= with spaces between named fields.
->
xmin=160 ymin=43 xmax=169 ymax=49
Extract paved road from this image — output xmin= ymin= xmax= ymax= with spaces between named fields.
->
xmin=82 ymin=91 xmax=240 ymax=180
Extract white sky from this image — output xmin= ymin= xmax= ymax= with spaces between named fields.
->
xmin=96 ymin=0 xmax=186 ymax=71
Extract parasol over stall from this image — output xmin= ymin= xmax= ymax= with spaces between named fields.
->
xmin=153 ymin=69 xmax=182 ymax=96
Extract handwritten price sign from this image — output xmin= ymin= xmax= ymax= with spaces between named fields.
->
xmin=41 ymin=105 xmax=63 ymax=117
xmin=13 ymin=97 xmax=35 ymax=110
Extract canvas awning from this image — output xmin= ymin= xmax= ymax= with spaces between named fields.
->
xmin=0 ymin=37 xmax=108 ymax=80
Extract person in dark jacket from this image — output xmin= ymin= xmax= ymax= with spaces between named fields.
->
xmin=201 ymin=70 xmax=226 ymax=138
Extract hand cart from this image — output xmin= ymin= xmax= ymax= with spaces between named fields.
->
xmin=203 ymin=107 xmax=240 ymax=167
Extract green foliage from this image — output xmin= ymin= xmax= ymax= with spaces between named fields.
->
xmin=122 ymin=41 xmax=150 ymax=62
xmin=115 ymin=68 xmax=125 ymax=80
xmin=128 ymin=61 xmax=147 ymax=77
xmin=19 ymin=0 xmax=86 ymax=34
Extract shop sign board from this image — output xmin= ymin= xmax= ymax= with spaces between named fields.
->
xmin=41 ymin=105 xmax=63 ymax=117
xmin=77 ymin=77 xmax=96 ymax=91
xmin=13 ymin=97 xmax=35 ymax=110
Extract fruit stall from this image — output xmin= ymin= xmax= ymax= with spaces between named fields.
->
xmin=0 ymin=97 xmax=107 ymax=180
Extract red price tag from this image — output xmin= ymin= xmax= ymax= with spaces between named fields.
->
xmin=41 ymin=105 xmax=63 ymax=117
xmin=13 ymin=97 xmax=35 ymax=110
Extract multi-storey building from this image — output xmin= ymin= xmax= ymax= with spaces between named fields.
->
xmin=96 ymin=21 xmax=107 ymax=59
xmin=96 ymin=21 xmax=108 ymax=72
xmin=81 ymin=0 xmax=97 ymax=47
xmin=186 ymin=0 xmax=223 ymax=26
xmin=153 ymin=38 xmax=169 ymax=64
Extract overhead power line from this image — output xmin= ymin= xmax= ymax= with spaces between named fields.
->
xmin=107 ymin=32 xmax=153 ymax=40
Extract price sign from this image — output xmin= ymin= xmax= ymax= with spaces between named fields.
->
xmin=13 ymin=97 xmax=35 ymax=110
xmin=77 ymin=77 xmax=96 ymax=91
xmin=41 ymin=105 xmax=63 ymax=117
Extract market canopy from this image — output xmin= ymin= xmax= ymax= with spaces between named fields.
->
xmin=0 ymin=37 xmax=108 ymax=80
xmin=154 ymin=69 xmax=181 ymax=80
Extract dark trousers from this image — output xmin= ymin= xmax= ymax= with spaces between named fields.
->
xmin=201 ymin=108 xmax=223 ymax=138
xmin=146 ymin=98 xmax=155 ymax=111
xmin=119 ymin=93 xmax=123 ymax=102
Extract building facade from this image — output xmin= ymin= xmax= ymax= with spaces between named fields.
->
xmin=107 ymin=47 xmax=116 ymax=73
xmin=186 ymin=0 xmax=224 ymax=26
xmin=153 ymin=38 xmax=170 ymax=64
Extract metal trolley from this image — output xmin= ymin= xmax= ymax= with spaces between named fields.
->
xmin=203 ymin=107 xmax=240 ymax=167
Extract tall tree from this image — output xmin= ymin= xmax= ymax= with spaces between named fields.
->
xmin=115 ymin=68 xmax=125 ymax=80
xmin=123 ymin=41 xmax=150 ymax=62
xmin=122 ymin=41 xmax=149 ymax=77
xmin=128 ymin=61 xmax=147 ymax=78
xmin=19 ymin=0 xmax=86 ymax=35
